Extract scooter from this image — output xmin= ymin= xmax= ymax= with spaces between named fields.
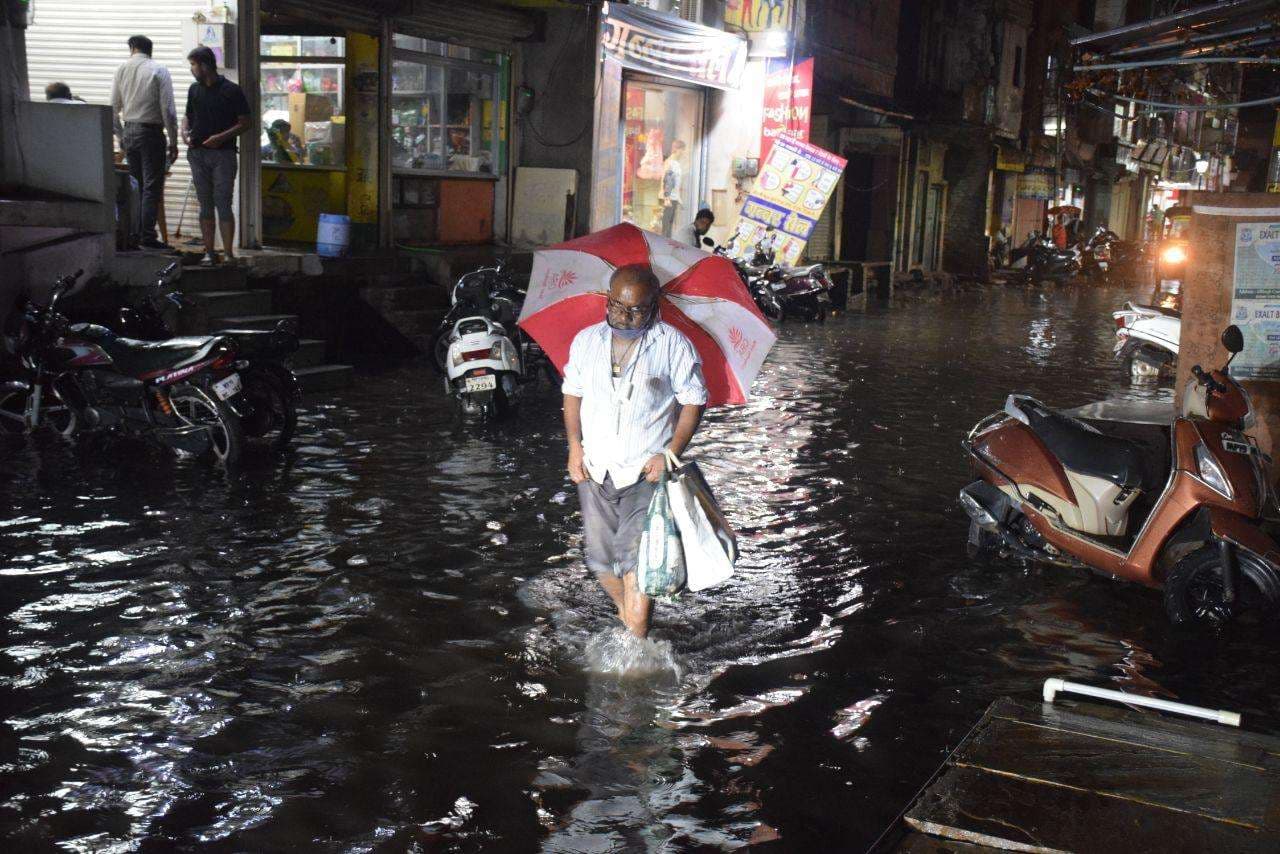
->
xmin=2 ymin=270 xmax=248 ymax=466
xmin=960 ymin=325 xmax=1280 ymax=627
xmin=432 ymin=264 xmax=548 ymax=420
xmin=1113 ymin=301 xmax=1180 ymax=382
xmin=1023 ymin=236 xmax=1082 ymax=283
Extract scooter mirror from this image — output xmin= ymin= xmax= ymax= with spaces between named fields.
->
xmin=1222 ymin=325 xmax=1245 ymax=354
xmin=702 ymin=237 xmax=715 ymax=247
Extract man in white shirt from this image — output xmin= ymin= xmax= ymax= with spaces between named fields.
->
xmin=110 ymin=35 xmax=179 ymax=250
xmin=561 ymin=264 xmax=707 ymax=639
xmin=659 ymin=140 xmax=686 ymax=237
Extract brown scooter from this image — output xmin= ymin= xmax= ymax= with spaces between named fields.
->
xmin=960 ymin=326 xmax=1280 ymax=627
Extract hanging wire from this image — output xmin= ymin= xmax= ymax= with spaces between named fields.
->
xmin=1076 ymin=56 xmax=1280 ymax=71
xmin=1086 ymin=88 xmax=1280 ymax=112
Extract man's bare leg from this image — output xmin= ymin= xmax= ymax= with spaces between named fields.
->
xmin=200 ymin=217 xmax=216 ymax=258
xmin=597 ymin=572 xmax=626 ymax=623
xmin=620 ymin=572 xmax=652 ymax=639
xmin=220 ymin=214 xmax=236 ymax=261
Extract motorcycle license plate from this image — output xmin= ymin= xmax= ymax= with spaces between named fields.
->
xmin=212 ymin=372 xmax=242 ymax=400
xmin=464 ymin=374 xmax=497 ymax=393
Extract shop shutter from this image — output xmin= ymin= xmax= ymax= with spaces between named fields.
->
xmin=25 ymin=0 xmax=217 ymax=244
xmin=806 ymin=118 xmax=836 ymax=261
xmin=395 ymin=1 xmax=538 ymax=53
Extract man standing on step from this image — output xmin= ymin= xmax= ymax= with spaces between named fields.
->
xmin=183 ymin=46 xmax=251 ymax=267
xmin=110 ymin=35 xmax=179 ymax=251
xmin=561 ymin=264 xmax=706 ymax=639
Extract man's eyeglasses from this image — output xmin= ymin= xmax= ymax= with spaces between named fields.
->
xmin=607 ymin=299 xmax=656 ymax=321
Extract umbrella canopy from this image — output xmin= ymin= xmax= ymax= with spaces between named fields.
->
xmin=518 ymin=223 xmax=776 ymax=406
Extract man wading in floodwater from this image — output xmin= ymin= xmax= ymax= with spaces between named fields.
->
xmin=562 ymin=265 xmax=707 ymax=638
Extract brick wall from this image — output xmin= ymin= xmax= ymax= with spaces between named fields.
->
xmin=941 ymin=129 xmax=992 ymax=278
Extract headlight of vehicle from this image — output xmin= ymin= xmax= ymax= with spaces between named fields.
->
xmin=1195 ymin=444 xmax=1234 ymax=499
xmin=1161 ymin=245 xmax=1187 ymax=264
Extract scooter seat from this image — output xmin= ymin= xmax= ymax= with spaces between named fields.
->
xmin=1006 ymin=395 xmax=1146 ymax=489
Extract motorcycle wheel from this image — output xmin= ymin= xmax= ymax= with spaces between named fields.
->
xmin=239 ymin=369 xmax=296 ymax=451
xmin=1164 ymin=547 xmax=1280 ymax=628
xmin=0 ymin=388 xmax=77 ymax=437
xmin=169 ymin=385 xmax=244 ymax=467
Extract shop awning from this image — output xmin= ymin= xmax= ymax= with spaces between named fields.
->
xmin=1071 ymin=0 xmax=1280 ymax=59
xmin=396 ymin=0 xmax=538 ymax=53
xmin=600 ymin=3 xmax=747 ymax=90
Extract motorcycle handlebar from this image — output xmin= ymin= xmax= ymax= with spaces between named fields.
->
xmin=1192 ymin=364 xmax=1228 ymax=394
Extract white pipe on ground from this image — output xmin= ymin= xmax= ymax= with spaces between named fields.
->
xmin=1042 ymin=678 xmax=1241 ymax=727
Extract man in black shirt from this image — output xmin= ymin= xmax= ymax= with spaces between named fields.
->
xmin=183 ymin=46 xmax=251 ymax=266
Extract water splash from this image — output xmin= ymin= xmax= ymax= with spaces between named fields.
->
xmin=583 ymin=628 xmax=684 ymax=679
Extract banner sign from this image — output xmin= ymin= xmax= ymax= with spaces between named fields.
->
xmin=725 ymin=0 xmax=792 ymax=32
xmin=760 ymin=57 xmax=812 ymax=163
xmin=1230 ymin=222 xmax=1280 ymax=380
xmin=601 ymin=4 xmax=747 ymax=91
xmin=734 ymin=135 xmax=846 ymax=266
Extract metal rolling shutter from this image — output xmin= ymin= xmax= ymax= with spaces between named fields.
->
xmin=394 ymin=1 xmax=537 ymax=52
xmin=806 ymin=118 xmax=836 ymax=261
xmin=25 ymin=0 xmax=215 ymax=242
xmin=261 ymin=0 xmax=382 ymax=35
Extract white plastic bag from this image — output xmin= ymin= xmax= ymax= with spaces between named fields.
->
xmin=636 ymin=469 xmax=686 ymax=598
xmin=664 ymin=451 xmax=737 ymax=591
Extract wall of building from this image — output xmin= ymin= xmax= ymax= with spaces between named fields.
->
xmin=805 ymin=0 xmax=899 ymax=100
xmin=514 ymin=7 xmax=598 ymax=238
xmin=703 ymin=59 xmax=767 ymax=247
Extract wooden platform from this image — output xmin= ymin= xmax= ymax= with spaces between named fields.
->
xmin=885 ymin=696 xmax=1280 ymax=853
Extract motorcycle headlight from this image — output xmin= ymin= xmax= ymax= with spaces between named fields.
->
xmin=1161 ymin=245 xmax=1186 ymax=265
xmin=1195 ymin=444 xmax=1234 ymax=500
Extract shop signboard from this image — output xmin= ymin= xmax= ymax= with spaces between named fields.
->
xmin=734 ymin=135 xmax=846 ymax=266
xmin=601 ymin=3 xmax=747 ymax=91
xmin=1229 ymin=223 xmax=1280 ymax=380
xmin=1017 ymin=168 xmax=1053 ymax=200
xmin=725 ymin=0 xmax=792 ymax=32
xmin=760 ymin=57 xmax=812 ymax=163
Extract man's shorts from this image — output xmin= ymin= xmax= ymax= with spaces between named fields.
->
xmin=578 ymin=474 xmax=657 ymax=578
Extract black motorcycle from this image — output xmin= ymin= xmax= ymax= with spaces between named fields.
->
xmin=115 ymin=261 xmax=300 ymax=451
xmin=2 ymin=270 xmax=248 ymax=466
xmin=1024 ymin=235 xmax=1082 ymax=283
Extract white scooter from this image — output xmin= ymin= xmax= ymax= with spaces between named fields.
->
xmin=1113 ymin=301 xmax=1180 ymax=381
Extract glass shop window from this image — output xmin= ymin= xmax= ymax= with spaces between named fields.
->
xmin=260 ymin=33 xmax=346 ymax=168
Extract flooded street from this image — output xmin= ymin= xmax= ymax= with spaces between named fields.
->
xmin=5 ymin=283 xmax=1280 ymax=851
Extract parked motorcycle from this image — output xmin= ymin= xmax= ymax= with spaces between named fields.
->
xmin=1079 ymin=227 xmax=1119 ymax=283
xmin=1113 ymin=301 xmax=1179 ymax=381
xmin=116 ymin=261 xmax=301 ymax=451
xmin=431 ymin=263 xmax=549 ymax=419
xmin=1023 ymin=235 xmax=1083 ymax=283
xmin=960 ymin=325 xmax=1280 ymax=627
xmin=708 ymin=239 xmax=786 ymax=322
xmin=1 ymin=270 xmax=248 ymax=466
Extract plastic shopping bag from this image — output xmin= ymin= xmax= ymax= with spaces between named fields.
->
xmin=636 ymin=470 xmax=687 ymax=598
xmin=663 ymin=451 xmax=737 ymax=592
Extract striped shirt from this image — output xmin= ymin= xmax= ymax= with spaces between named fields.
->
xmin=562 ymin=321 xmax=707 ymax=487
xmin=110 ymin=54 xmax=178 ymax=144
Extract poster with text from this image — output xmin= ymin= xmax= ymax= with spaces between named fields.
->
xmin=1230 ymin=222 xmax=1280 ymax=380
xmin=734 ymin=136 xmax=846 ymax=266
xmin=760 ymin=57 xmax=812 ymax=164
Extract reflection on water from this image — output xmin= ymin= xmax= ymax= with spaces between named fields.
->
xmin=3 ymin=283 xmax=1279 ymax=850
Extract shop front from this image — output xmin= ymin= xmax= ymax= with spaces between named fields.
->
xmin=590 ymin=4 xmax=749 ymax=239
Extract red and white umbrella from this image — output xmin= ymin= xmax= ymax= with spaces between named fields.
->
xmin=519 ymin=223 xmax=776 ymax=406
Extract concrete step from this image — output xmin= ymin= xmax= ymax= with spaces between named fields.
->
xmin=296 ymin=364 xmax=354 ymax=394
xmin=211 ymin=313 xmax=300 ymax=331
xmin=291 ymin=338 xmax=327 ymax=368
xmin=178 ymin=265 xmax=248 ymax=292
xmin=185 ymin=289 xmax=274 ymax=320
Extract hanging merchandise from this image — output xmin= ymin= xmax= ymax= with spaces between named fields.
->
xmin=636 ymin=127 xmax=665 ymax=181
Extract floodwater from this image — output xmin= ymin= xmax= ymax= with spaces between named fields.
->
xmin=4 ymin=284 xmax=1279 ymax=852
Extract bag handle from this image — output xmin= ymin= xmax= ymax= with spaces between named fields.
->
xmin=663 ymin=449 xmax=683 ymax=471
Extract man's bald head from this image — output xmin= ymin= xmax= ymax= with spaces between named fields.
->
xmin=607 ymin=264 xmax=660 ymax=330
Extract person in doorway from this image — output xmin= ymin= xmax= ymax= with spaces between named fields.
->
xmin=678 ymin=208 xmax=715 ymax=249
xmin=183 ymin=46 xmax=251 ymax=267
xmin=562 ymin=264 xmax=707 ymax=639
xmin=110 ymin=35 xmax=179 ymax=250
xmin=261 ymin=118 xmax=303 ymax=164
xmin=660 ymin=140 xmax=687 ymax=237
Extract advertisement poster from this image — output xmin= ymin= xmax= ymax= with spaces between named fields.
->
xmin=1230 ymin=222 xmax=1280 ymax=380
xmin=725 ymin=0 xmax=792 ymax=32
xmin=734 ymin=136 xmax=846 ymax=266
xmin=760 ymin=57 xmax=812 ymax=164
